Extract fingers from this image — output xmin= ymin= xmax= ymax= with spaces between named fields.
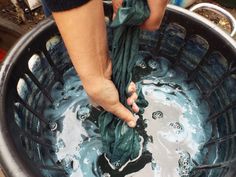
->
xmin=110 ymin=81 xmax=139 ymax=127
xmin=110 ymin=102 xmax=137 ymax=127
xmin=127 ymin=82 xmax=139 ymax=113
xmin=127 ymin=95 xmax=139 ymax=113
xmin=140 ymin=0 xmax=168 ymax=31
xmin=127 ymin=93 xmax=138 ymax=105
xmin=140 ymin=17 xmax=161 ymax=31
xmin=132 ymin=102 xmax=139 ymax=113
xmin=85 ymin=79 xmax=137 ymax=128
xmin=112 ymin=0 xmax=123 ymax=19
xmin=112 ymin=0 xmax=123 ymax=13
xmin=127 ymin=81 xmax=136 ymax=93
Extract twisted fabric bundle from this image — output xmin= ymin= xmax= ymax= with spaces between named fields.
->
xmin=99 ymin=0 xmax=150 ymax=169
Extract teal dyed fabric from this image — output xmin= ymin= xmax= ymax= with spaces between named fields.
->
xmin=98 ymin=0 xmax=150 ymax=169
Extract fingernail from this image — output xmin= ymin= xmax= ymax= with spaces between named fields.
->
xmin=127 ymin=120 xmax=136 ymax=128
xmin=127 ymin=98 xmax=133 ymax=105
xmin=132 ymin=103 xmax=139 ymax=113
xmin=128 ymin=82 xmax=136 ymax=93
xmin=113 ymin=13 xmax=116 ymax=20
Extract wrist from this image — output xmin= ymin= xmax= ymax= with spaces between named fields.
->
xmin=81 ymin=76 xmax=106 ymax=94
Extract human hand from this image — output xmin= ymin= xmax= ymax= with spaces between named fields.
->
xmin=112 ymin=0 xmax=168 ymax=31
xmin=82 ymin=60 xmax=139 ymax=128
xmin=53 ymin=0 xmax=139 ymax=127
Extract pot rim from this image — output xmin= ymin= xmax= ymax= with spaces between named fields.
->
xmin=167 ymin=4 xmax=236 ymax=48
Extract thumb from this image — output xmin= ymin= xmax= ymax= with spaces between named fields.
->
xmin=108 ymin=102 xmax=137 ymax=128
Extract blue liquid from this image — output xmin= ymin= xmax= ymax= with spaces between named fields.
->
xmin=39 ymin=53 xmax=212 ymax=177
xmin=14 ymin=23 xmax=236 ymax=177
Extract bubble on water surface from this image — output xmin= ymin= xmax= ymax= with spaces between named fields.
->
xmin=136 ymin=58 xmax=147 ymax=69
xmin=148 ymin=59 xmax=159 ymax=69
xmin=77 ymin=107 xmax=90 ymax=121
xmin=57 ymin=138 xmax=66 ymax=149
xmin=178 ymin=151 xmax=194 ymax=176
xmin=152 ymin=111 xmax=163 ymax=119
xmin=169 ymin=122 xmax=184 ymax=135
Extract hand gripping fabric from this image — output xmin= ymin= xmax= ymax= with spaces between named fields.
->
xmin=98 ymin=0 xmax=150 ymax=169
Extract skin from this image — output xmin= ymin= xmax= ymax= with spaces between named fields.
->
xmin=52 ymin=0 xmax=168 ymax=128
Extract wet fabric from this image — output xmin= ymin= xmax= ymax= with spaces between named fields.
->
xmin=98 ymin=0 xmax=150 ymax=169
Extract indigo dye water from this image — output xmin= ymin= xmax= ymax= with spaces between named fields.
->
xmin=40 ymin=52 xmax=212 ymax=177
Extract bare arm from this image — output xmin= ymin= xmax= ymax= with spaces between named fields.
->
xmin=112 ymin=0 xmax=169 ymax=30
xmin=53 ymin=0 xmax=109 ymax=82
xmin=141 ymin=0 xmax=169 ymax=30
xmin=52 ymin=0 xmax=168 ymax=127
xmin=53 ymin=0 xmax=137 ymax=127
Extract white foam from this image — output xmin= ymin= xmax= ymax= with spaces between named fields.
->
xmin=104 ymin=137 xmax=144 ymax=172
xmin=56 ymin=104 xmax=87 ymax=176
xmin=134 ymin=84 xmax=204 ymax=177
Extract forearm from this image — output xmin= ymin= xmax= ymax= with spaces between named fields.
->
xmin=148 ymin=0 xmax=169 ymax=14
xmin=52 ymin=0 xmax=110 ymax=89
xmin=141 ymin=0 xmax=169 ymax=30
